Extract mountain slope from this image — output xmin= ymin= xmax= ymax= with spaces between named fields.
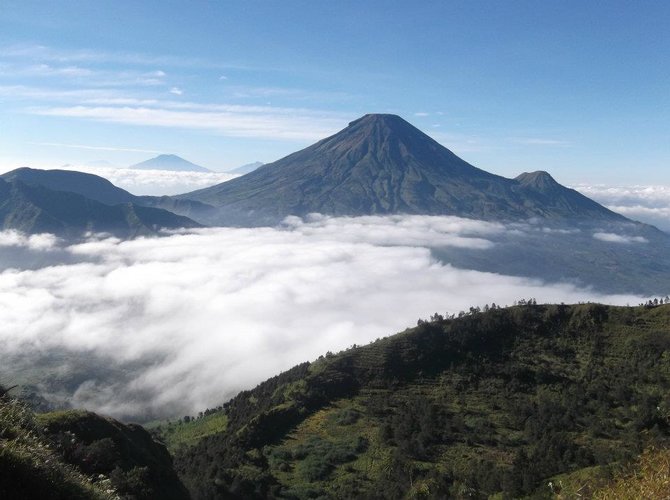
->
xmin=38 ymin=410 xmax=190 ymax=500
xmin=0 ymin=178 xmax=200 ymax=238
xmin=130 ymin=154 xmax=211 ymax=172
xmin=0 ymin=167 xmax=218 ymax=227
xmin=226 ymin=161 xmax=264 ymax=175
xmin=178 ymin=114 xmax=627 ymax=226
xmin=0 ymin=392 xmax=188 ymax=499
xmin=2 ymin=167 xmax=137 ymax=205
xmin=173 ymin=302 xmax=670 ymax=498
xmin=514 ymin=170 xmax=618 ymax=218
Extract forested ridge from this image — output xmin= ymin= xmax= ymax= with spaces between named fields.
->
xmin=0 ymin=390 xmax=188 ymax=499
xmin=172 ymin=302 xmax=670 ymax=499
xmin=3 ymin=302 xmax=670 ymax=499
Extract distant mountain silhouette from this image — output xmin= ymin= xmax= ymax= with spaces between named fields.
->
xmin=177 ymin=114 xmax=626 ymax=226
xmin=130 ymin=154 xmax=211 ymax=172
xmin=2 ymin=167 xmax=137 ymax=205
xmin=0 ymin=167 xmax=217 ymax=226
xmin=226 ymin=161 xmax=264 ymax=175
xmin=0 ymin=178 xmax=200 ymax=238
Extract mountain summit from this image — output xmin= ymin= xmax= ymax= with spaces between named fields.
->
xmin=178 ymin=114 xmax=623 ymax=225
xmin=130 ymin=154 xmax=211 ymax=173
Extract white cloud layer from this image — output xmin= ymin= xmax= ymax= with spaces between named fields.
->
xmin=575 ymin=184 xmax=670 ymax=231
xmin=593 ymin=232 xmax=648 ymax=244
xmin=58 ymin=165 xmax=238 ymax=195
xmin=0 ymin=230 xmax=59 ymax=250
xmin=0 ymin=215 xmax=648 ymax=419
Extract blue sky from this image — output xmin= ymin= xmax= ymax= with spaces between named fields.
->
xmin=0 ymin=1 xmax=668 ymax=183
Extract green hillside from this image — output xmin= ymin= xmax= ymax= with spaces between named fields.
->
xmin=0 ymin=389 xmax=188 ymax=499
xmin=173 ymin=302 xmax=670 ymax=499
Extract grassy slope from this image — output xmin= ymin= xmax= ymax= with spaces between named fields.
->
xmin=0 ymin=395 xmax=189 ymax=500
xmin=591 ymin=446 xmax=670 ymax=499
xmin=149 ymin=412 xmax=228 ymax=453
xmin=36 ymin=409 xmax=190 ymax=500
xmin=0 ymin=396 xmax=115 ymax=499
xmin=174 ymin=303 xmax=670 ymax=499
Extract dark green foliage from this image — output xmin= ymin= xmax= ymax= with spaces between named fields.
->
xmin=327 ymin=408 xmax=360 ymax=426
xmin=0 ymin=392 xmax=114 ymax=499
xmin=292 ymin=436 xmax=367 ymax=482
xmin=38 ymin=410 xmax=190 ymax=500
xmin=108 ymin=466 xmax=154 ymax=498
xmin=384 ymin=396 xmax=441 ymax=459
xmin=150 ymin=411 xmax=229 ymax=453
xmin=174 ymin=303 xmax=670 ymax=499
xmin=0 ymin=447 xmax=107 ymax=500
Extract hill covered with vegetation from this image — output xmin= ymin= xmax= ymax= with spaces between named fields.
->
xmin=172 ymin=302 xmax=670 ymax=499
xmin=4 ymin=302 xmax=670 ymax=498
xmin=0 ymin=388 xmax=188 ymax=499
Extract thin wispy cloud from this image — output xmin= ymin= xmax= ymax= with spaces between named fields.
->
xmin=2 ymin=82 xmax=351 ymax=142
xmin=430 ymin=131 xmax=484 ymax=153
xmin=1 ymin=69 xmax=352 ymax=142
xmin=0 ymin=44 xmax=355 ymax=147
xmin=20 ymin=64 xmax=94 ymax=78
xmin=32 ymin=105 xmax=347 ymax=141
xmin=593 ymin=232 xmax=648 ymax=244
xmin=28 ymin=142 xmax=163 ymax=154
xmin=0 ymin=84 xmax=127 ymax=102
xmin=510 ymin=137 xmax=571 ymax=146
xmin=0 ymin=43 xmax=229 ymax=70
xmin=0 ymin=61 xmax=169 ymax=87
xmin=227 ymin=85 xmax=352 ymax=102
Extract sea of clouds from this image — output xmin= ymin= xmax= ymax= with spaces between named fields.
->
xmin=0 ymin=215 xmax=649 ymax=420
xmin=575 ymin=184 xmax=670 ymax=232
xmin=59 ymin=164 xmax=240 ymax=195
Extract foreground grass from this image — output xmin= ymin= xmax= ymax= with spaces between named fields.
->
xmin=592 ymin=447 xmax=670 ymax=499
xmin=0 ymin=394 xmax=116 ymax=499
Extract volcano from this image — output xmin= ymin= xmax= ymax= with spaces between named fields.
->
xmin=178 ymin=114 xmax=625 ymax=226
